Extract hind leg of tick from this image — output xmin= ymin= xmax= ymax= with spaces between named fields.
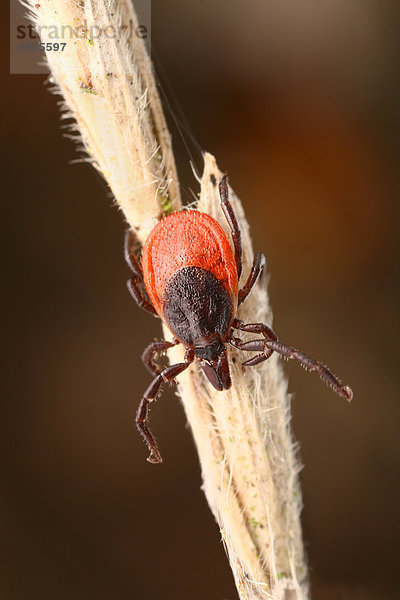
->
xmin=125 ymin=230 xmax=158 ymax=316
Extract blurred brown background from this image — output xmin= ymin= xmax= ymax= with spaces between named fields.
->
xmin=3 ymin=1 xmax=400 ymax=599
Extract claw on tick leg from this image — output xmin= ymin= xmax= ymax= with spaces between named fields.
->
xmin=147 ymin=451 xmax=162 ymax=464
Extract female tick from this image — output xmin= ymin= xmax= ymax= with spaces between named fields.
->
xmin=125 ymin=176 xmax=353 ymax=463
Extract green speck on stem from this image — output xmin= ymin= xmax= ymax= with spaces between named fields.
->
xmin=159 ymin=193 xmax=173 ymax=216
xmin=249 ymin=516 xmax=261 ymax=529
xmin=78 ymin=78 xmax=96 ymax=95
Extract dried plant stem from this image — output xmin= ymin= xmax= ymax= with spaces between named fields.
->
xmin=24 ymin=0 xmax=181 ymax=243
xmin=167 ymin=154 xmax=308 ymax=600
xmin=25 ymin=1 xmax=309 ymax=598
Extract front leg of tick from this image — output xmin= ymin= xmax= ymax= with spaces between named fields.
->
xmin=142 ymin=338 xmax=180 ymax=375
xmin=136 ymin=349 xmax=194 ymax=463
xmin=228 ymin=319 xmax=353 ymax=401
xmin=227 ymin=321 xmax=277 ymax=366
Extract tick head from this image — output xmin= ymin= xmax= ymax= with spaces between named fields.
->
xmin=194 ymin=340 xmax=232 ymax=391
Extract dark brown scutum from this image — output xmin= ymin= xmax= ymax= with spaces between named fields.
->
xmin=162 ymin=266 xmax=234 ymax=346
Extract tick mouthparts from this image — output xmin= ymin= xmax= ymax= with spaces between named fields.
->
xmin=200 ymin=360 xmax=223 ymax=391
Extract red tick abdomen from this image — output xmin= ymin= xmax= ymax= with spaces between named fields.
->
xmin=142 ymin=211 xmax=238 ymax=317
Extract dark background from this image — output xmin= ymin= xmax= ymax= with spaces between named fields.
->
xmin=3 ymin=1 xmax=400 ymax=599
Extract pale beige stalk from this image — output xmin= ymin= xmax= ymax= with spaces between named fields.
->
xmin=167 ymin=153 xmax=308 ymax=600
xmin=24 ymin=1 xmax=308 ymax=598
xmin=23 ymin=0 xmax=180 ymax=243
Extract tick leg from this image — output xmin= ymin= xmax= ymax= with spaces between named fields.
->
xmin=125 ymin=231 xmax=158 ymax=316
xmin=142 ymin=339 xmax=180 ymax=375
xmin=230 ymin=319 xmax=353 ymax=401
xmin=127 ymin=278 xmax=158 ymax=316
xmin=230 ymin=321 xmax=353 ymax=401
xmin=238 ymin=253 xmax=266 ymax=306
xmin=233 ymin=319 xmax=278 ymax=341
xmin=124 ymin=230 xmax=143 ymax=279
xmin=219 ymin=175 xmax=243 ymax=280
xmin=230 ymin=320 xmax=277 ymax=365
xmin=227 ymin=334 xmax=273 ymax=366
xmin=263 ymin=339 xmax=353 ymax=401
xmin=136 ymin=352 xmax=194 ymax=464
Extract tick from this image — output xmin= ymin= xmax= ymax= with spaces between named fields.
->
xmin=125 ymin=176 xmax=353 ymax=463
